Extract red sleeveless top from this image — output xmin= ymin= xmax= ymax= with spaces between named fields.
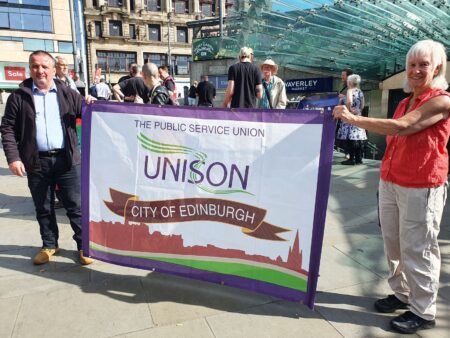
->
xmin=380 ymin=88 xmax=450 ymax=188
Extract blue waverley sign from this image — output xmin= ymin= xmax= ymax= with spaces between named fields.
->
xmin=285 ymin=77 xmax=333 ymax=93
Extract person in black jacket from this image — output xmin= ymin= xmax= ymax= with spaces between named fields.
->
xmin=0 ymin=50 xmax=94 ymax=266
xmin=142 ymin=62 xmax=172 ymax=105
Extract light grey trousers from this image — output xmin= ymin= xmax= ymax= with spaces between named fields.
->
xmin=378 ymin=179 xmax=447 ymax=320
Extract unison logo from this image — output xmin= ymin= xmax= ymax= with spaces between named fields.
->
xmin=138 ymin=133 xmax=253 ymax=195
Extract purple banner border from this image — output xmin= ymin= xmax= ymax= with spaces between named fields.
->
xmin=81 ymin=103 xmax=335 ymax=308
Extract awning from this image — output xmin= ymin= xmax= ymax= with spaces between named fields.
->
xmin=225 ymin=0 xmax=450 ymax=81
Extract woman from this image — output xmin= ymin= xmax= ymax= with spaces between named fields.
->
xmin=333 ymin=40 xmax=450 ymax=334
xmin=258 ymin=59 xmax=287 ymax=109
xmin=336 ymin=74 xmax=366 ymax=164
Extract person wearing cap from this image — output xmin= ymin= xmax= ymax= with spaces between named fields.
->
xmin=258 ymin=59 xmax=287 ymax=109
xmin=223 ymin=46 xmax=262 ymax=108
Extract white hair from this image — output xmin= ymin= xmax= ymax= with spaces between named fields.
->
xmin=403 ymin=39 xmax=448 ymax=93
xmin=347 ymin=74 xmax=361 ymax=88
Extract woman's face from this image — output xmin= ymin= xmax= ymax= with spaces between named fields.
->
xmin=406 ymin=53 xmax=439 ymax=92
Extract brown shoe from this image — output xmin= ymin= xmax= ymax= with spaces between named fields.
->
xmin=33 ymin=247 xmax=60 ymax=265
xmin=79 ymin=250 xmax=94 ymax=265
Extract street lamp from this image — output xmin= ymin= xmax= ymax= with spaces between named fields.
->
xmin=167 ymin=12 xmax=173 ymax=76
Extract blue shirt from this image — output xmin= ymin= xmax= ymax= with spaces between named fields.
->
xmin=260 ymin=77 xmax=274 ymax=109
xmin=33 ymin=82 xmax=65 ymax=151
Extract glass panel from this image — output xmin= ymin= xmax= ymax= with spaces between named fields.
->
xmin=176 ymin=27 xmax=187 ymax=43
xmin=94 ymin=21 xmax=102 ymax=37
xmin=143 ymin=53 xmax=166 ymax=67
xmin=109 ymin=20 xmax=122 ymax=36
xmin=129 ymin=24 xmax=136 ymax=39
xmin=23 ymin=38 xmax=45 ymax=51
xmin=58 ymin=41 xmax=73 ymax=53
xmin=0 ymin=12 xmax=8 ymax=28
xmin=223 ymin=0 xmax=450 ymax=81
xmin=108 ymin=0 xmax=123 ymax=7
xmin=173 ymin=1 xmax=188 ymax=14
xmin=201 ymin=4 xmax=212 ymax=17
xmin=146 ymin=0 xmax=161 ymax=12
xmin=148 ymin=24 xmax=160 ymax=41
xmin=97 ymin=51 xmax=136 ymax=72
xmin=44 ymin=39 xmax=54 ymax=52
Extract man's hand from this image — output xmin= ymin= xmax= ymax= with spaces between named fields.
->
xmin=9 ymin=160 xmax=26 ymax=177
xmin=85 ymin=95 xmax=97 ymax=104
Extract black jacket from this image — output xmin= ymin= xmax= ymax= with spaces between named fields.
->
xmin=0 ymin=78 xmax=82 ymax=172
xmin=150 ymin=85 xmax=173 ymax=105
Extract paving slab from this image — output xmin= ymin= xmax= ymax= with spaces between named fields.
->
xmin=142 ymin=272 xmax=274 ymax=326
xmin=206 ymin=300 xmax=342 ymax=338
xmin=12 ymin=277 xmax=153 ymax=338
xmin=117 ymin=318 xmax=214 ymax=338
xmin=317 ymin=245 xmax=382 ymax=292
xmin=0 ymin=296 xmax=21 ymax=338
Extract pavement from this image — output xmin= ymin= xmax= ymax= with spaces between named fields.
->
xmin=0 ymin=102 xmax=449 ymax=338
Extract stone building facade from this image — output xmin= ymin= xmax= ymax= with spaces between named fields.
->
xmin=84 ymin=0 xmax=234 ymax=87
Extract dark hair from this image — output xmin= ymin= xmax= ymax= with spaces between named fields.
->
xmin=158 ymin=65 xmax=169 ymax=72
xmin=29 ymin=50 xmax=55 ymax=67
xmin=342 ymin=68 xmax=353 ymax=76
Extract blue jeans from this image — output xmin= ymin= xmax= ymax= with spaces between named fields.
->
xmin=27 ymin=155 xmax=82 ymax=250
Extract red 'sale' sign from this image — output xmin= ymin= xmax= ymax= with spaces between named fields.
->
xmin=4 ymin=66 xmax=26 ymax=81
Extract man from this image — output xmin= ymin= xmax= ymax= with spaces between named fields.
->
xmin=339 ymin=67 xmax=353 ymax=100
xmin=187 ymin=81 xmax=198 ymax=106
xmin=222 ymin=47 xmax=262 ymax=108
xmin=73 ymin=73 xmax=86 ymax=96
xmin=55 ymin=56 xmax=79 ymax=93
xmin=95 ymin=77 xmax=111 ymax=100
xmin=158 ymin=65 xmax=178 ymax=105
xmin=196 ymin=75 xmax=216 ymax=107
xmin=112 ymin=66 xmax=150 ymax=103
xmin=258 ymin=59 xmax=287 ymax=109
xmin=142 ymin=63 xmax=172 ymax=105
xmin=0 ymin=50 xmax=93 ymax=265
xmin=118 ymin=62 xmax=138 ymax=83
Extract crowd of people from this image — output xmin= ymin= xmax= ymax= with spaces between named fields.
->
xmin=1 ymin=39 xmax=449 ymax=335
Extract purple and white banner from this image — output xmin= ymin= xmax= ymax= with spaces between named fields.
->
xmin=81 ymin=103 xmax=335 ymax=308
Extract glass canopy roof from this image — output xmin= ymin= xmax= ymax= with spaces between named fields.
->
xmin=225 ymin=0 xmax=450 ymax=81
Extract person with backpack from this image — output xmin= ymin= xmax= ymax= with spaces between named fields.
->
xmin=158 ymin=65 xmax=179 ymax=105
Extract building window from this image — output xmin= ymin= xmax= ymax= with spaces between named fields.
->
xmin=145 ymin=0 xmax=161 ymax=11
xmin=172 ymin=0 xmax=189 ymax=14
xmin=23 ymin=38 xmax=53 ymax=52
xmin=94 ymin=21 xmax=102 ymax=37
xmin=129 ymin=24 xmax=136 ymax=39
xmin=108 ymin=0 xmax=123 ymax=7
xmin=2 ymin=6 xmax=52 ymax=32
xmin=109 ymin=20 xmax=122 ymax=37
xmin=97 ymin=51 xmax=136 ymax=72
xmin=173 ymin=55 xmax=191 ymax=75
xmin=176 ymin=27 xmax=188 ymax=43
xmin=58 ymin=41 xmax=73 ymax=53
xmin=200 ymin=1 xmax=215 ymax=16
xmin=148 ymin=24 xmax=160 ymax=41
xmin=143 ymin=53 xmax=166 ymax=68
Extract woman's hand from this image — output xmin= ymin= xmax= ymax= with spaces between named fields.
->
xmin=333 ymin=105 xmax=357 ymax=123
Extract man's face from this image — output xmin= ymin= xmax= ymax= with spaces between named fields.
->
xmin=56 ymin=58 xmax=68 ymax=78
xmin=262 ymin=65 xmax=273 ymax=78
xmin=29 ymin=53 xmax=55 ymax=90
xmin=158 ymin=68 xmax=167 ymax=79
xmin=341 ymin=71 xmax=347 ymax=82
